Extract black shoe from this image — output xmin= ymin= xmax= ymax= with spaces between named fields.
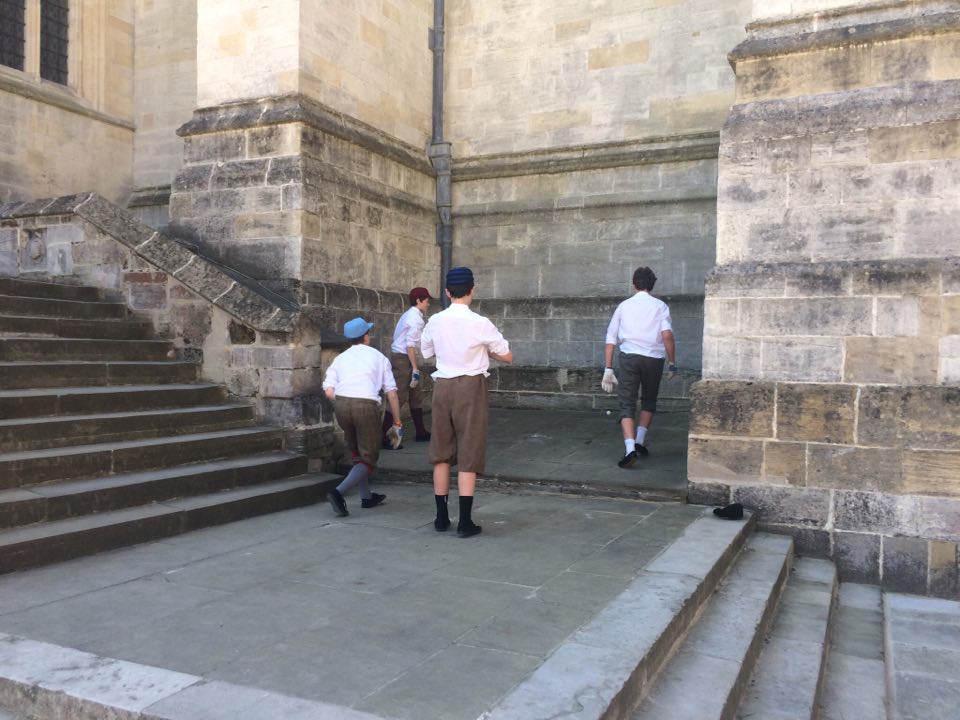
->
xmin=456 ymin=522 xmax=482 ymax=539
xmin=617 ymin=450 xmax=638 ymax=468
xmin=415 ymin=432 xmax=431 ymax=442
xmin=434 ymin=517 xmax=450 ymax=532
xmin=636 ymin=445 xmax=649 ymax=457
xmin=361 ymin=493 xmax=386 ymax=509
xmin=328 ymin=488 xmax=348 ymax=517
xmin=713 ymin=503 xmax=744 ymax=520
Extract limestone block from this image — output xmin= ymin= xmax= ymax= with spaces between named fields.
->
xmin=183 ymin=133 xmax=245 ymax=165
xmin=902 ymin=450 xmax=960 ymax=498
xmin=787 ymin=168 xmax=842 ymax=207
xmin=882 ymin=536 xmax=929 ymax=595
xmin=918 ymin=496 xmax=960 ymax=543
xmin=898 ymin=204 xmax=960 ymax=258
xmin=832 ymin=490 xmax=920 ymax=537
xmin=706 ymin=268 xmax=786 ymax=298
xmin=701 ymin=336 xmax=762 ymax=380
xmin=812 ymin=204 xmax=897 ymax=261
xmin=783 ymin=264 xmax=851 ymax=297
xmin=210 ymin=160 xmax=269 ymax=190
xmin=165 ymin=303 xmax=213 ymax=348
xmin=717 ymin=172 xmax=787 ymax=208
xmin=260 ymin=368 xmax=322 ymax=398
xmin=876 ymin=297 xmax=920 ymax=337
xmin=0 ymin=228 xmax=16 ymax=275
xmin=858 ymin=385 xmax=960 ymax=451
xmin=807 ymin=444 xmax=902 ymax=493
xmin=844 ymin=337 xmax=938 ymax=384
xmin=943 ymin=297 xmax=960 ymax=335
xmin=928 ymin=541 xmax=959 ymax=598
xmin=832 ymin=531 xmax=880 ymax=584
xmin=871 ymin=37 xmax=934 ymax=86
xmin=941 ymin=335 xmax=960 ymax=384
xmin=731 ymin=484 xmax=831 ymax=527
xmin=687 ymin=436 xmax=764 ymax=483
xmin=688 ymin=380 xmax=775 ymax=438
xmin=868 ymin=121 xmax=960 ymax=165
xmin=810 ymin=132 xmax=870 ymax=166
xmin=776 ymin=383 xmax=856 ymax=444
xmin=761 ymin=337 xmax=842 ymax=382
xmin=763 ymin=440 xmax=806 ymax=486
xmin=740 ymin=297 xmax=872 ymax=337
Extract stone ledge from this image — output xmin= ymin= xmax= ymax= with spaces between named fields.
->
xmin=453 ymin=132 xmax=720 ymax=181
xmin=732 ymin=10 xmax=960 ymax=63
xmin=0 ymin=193 xmax=299 ymax=333
xmin=177 ymin=94 xmax=433 ymax=176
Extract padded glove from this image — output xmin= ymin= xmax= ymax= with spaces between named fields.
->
xmin=601 ymin=368 xmax=618 ymax=394
xmin=665 ymin=362 xmax=678 ymax=381
xmin=386 ymin=424 xmax=403 ymax=450
xmin=410 ymin=370 xmax=421 ymax=389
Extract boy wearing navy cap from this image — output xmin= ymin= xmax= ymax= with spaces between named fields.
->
xmin=381 ymin=286 xmax=434 ymax=447
xmin=322 ymin=317 xmax=403 ymax=517
xmin=420 ymin=267 xmax=513 ymax=538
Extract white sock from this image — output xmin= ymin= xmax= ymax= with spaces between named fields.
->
xmin=625 ymin=439 xmax=636 ymax=454
xmin=636 ymin=427 xmax=647 ymax=446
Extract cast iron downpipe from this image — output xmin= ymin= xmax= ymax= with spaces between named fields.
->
xmin=429 ymin=0 xmax=453 ymax=307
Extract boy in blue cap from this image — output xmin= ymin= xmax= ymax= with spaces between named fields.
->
xmin=420 ymin=267 xmax=512 ymax=538
xmin=322 ymin=317 xmax=403 ymax=516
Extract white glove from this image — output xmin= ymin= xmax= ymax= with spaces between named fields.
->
xmin=601 ymin=368 xmax=618 ymax=393
xmin=386 ymin=424 xmax=403 ymax=450
xmin=410 ymin=370 xmax=420 ymax=389
xmin=665 ymin=362 xmax=678 ymax=381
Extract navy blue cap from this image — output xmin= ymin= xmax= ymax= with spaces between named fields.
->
xmin=343 ymin=317 xmax=374 ymax=339
xmin=446 ymin=266 xmax=474 ymax=288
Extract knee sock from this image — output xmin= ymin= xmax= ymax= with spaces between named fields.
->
xmin=458 ymin=495 xmax=475 ymax=528
xmin=624 ymin=438 xmax=636 ymax=454
xmin=381 ymin=412 xmax=394 ymax=442
xmin=435 ymin=494 xmax=449 ymax=523
xmin=411 ymin=408 xmax=428 ymax=436
xmin=635 ymin=427 xmax=647 ymax=446
xmin=337 ymin=463 xmax=370 ymax=497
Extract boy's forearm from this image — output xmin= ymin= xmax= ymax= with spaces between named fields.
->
xmin=386 ymin=390 xmax=401 ymax=421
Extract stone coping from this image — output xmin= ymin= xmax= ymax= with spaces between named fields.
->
xmin=0 ymin=634 xmax=387 ymax=720
xmin=0 ymin=193 xmax=300 ymax=333
xmin=482 ymin=511 xmax=754 ymax=719
xmin=732 ymin=6 xmax=960 ymax=62
xmin=453 ymin=132 xmax=720 ymax=181
xmin=177 ymin=94 xmax=434 ymax=176
xmin=0 ymin=69 xmax=135 ymax=131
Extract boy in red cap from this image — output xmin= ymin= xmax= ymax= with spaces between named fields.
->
xmin=381 ymin=287 xmax=434 ymax=447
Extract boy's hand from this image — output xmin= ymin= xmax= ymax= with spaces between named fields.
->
xmin=601 ymin=368 xmax=618 ymax=393
xmin=410 ymin=370 xmax=421 ymax=389
xmin=665 ymin=362 xmax=678 ymax=381
xmin=387 ymin=424 xmax=403 ymax=450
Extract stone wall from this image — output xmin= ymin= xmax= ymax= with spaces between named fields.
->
xmin=692 ymin=2 xmax=960 ymax=596
xmin=168 ymin=95 xmax=437 ymax=295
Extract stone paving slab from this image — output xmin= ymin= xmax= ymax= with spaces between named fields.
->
xmin=0 ymin=485 xmax=705 ymax=720
xmin=377 ymin=407 xmax=689 ymax=501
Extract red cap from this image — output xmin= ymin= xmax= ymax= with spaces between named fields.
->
xmin=409 ymin=287 xmax=434 ymax=303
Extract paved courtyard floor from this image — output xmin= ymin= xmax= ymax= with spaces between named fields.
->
xmin=380 ymin=405 xmax=689 ymax=501
xmin=0 ymin=485 xmax=704 ymax=720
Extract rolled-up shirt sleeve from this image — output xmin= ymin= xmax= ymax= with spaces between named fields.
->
xmin=482 ymin=319 xmax=510 ymax=356
xmin=322 ymin=361 xmax=339 ymax=392
xmin=420 ymin=320 xmax=435 ymax=359
xmin=604 ymin=306 xmax=622 ymax=346
xmin=407 ymin=313 xmax=425 ymax=349
xmin=659 ymin=307 xmax=673 ymax=333
xmin=380 ymin=356 xmax=398 ymax=393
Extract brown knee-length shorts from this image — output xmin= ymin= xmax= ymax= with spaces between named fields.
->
xmin=428 ymin=375 xmax=488 ymax=474
xmin=334 ymin=396 xmax=383 ymax=467
xmin=390 ymin=352 xmax=423 ymax=410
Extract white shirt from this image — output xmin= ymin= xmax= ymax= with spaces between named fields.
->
xmin=391 ymin=306 xmax=426 ymax=353
xmin=421 ymin=303 xmax=510 ymax=379
xmin=322 ymin=344 xmax=397 ymax=402
xmin=605 ymin=291 xmax=672 ymax=358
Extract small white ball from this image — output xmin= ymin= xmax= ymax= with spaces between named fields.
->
xmin=605 ymin=410 xmax=612 ymax=415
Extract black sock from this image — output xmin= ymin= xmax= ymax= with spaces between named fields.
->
xmin=435 ymin=495 xmax=449 ymax=523
xmin=458 ymin=495 xmax=475 ymax=528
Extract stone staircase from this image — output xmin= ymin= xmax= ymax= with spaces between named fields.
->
xmin=0 ymin=277 xmax=334 ymax=574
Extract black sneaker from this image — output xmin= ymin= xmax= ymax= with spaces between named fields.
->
xmin=415 ymin=432 xmax=431 ymax=442
xmin=327 ymin=488 xmax=348 ymax=517
xmin=361 ymin=493 xmax=386 ymax=509
xmin=456 ymin=522 xmax=482 ymax=539
xmin=434 ymin=517 xmax=451 ymax=532
xmin=637 ymin=445 xmax=649 ymax=457
xmin=617 ymin=450 xmax=639 ymax=468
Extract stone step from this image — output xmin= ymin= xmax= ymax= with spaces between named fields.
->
xmin=0 ymin=475 xmax=333 ymax=574
xmin=0 ymin=383 xmax=226 ymax=419
xmin=0 ymin=337 xmax=174 ymax=362
xmin=819 ymin=584 xmax=888 ymax=720
xmin=0 ymin=361 xmax=199 ymax=390
xmin=631 ymin=533 xmax=794 ymax=720
xmin=883 ymin=592 xmax=960 ymax=720
xmin=0 ymin=427 xmax=285 ymax=489
xmin=0 ymin=404 xmax=256 ymax=452
xmin=0 ymin=293 xmax=126 ymax=320
xmin=484 ymin=511 xmax=756 ymax=720
xmin=736 ymin=557 xmax=838 ymax=720
xmin=0 ymin=451 xmax=308 ymax=529
xmin=0 ymin=277 xmax=103 ymax=302
xmin=0 ymin=313 xmax=153 ymax=340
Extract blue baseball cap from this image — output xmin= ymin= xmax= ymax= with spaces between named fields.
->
xmin=343 ymin=317 xmax=374 ymax=339
xmin=446 ymin=266 xmax=474 ymax=288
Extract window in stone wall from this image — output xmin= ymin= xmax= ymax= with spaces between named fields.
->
xmin=39 ymin=0 xmax=68 ymax=84
xmin=0 ymin=0 xmax=26 ymax=71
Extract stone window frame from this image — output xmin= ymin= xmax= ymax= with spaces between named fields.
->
xmin=0 ymin=0 xmax=82 ymax=95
